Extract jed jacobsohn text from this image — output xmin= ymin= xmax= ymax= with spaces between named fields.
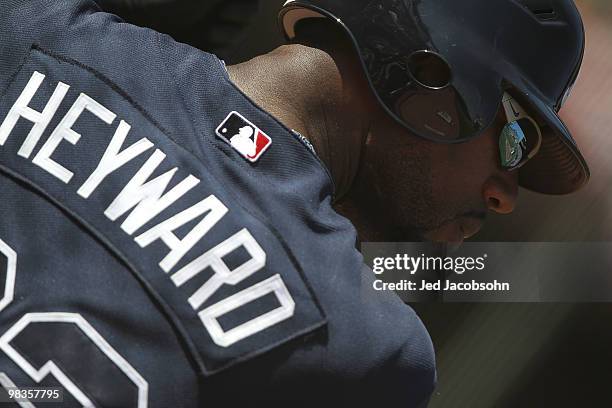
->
xmin=373 ymin=279 xmax=510 ymax=292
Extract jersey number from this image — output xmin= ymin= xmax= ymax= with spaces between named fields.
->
xmin=0 ymin=239 xmax=148 ymax=407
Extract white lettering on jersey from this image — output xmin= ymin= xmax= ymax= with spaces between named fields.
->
xmin=200 ymin=275 xmax=295 ymax=347
xmin=78 ymin=120 xmax=154 ymax=199
xmin=135 ymin=195 xmax=229 ymax=273
xmin=33 ymin=93 xmax=116 ymax=183
xmin=0 ymin=71 xmax=297 ymax=347
xmin=104 ymin=149 xmax=200 ymax=235
xmin=0 ymin=239 xmax=17 ymax=313
xmin=171 ymin=228 xmax=266 ymax=310
xmin=0 ymin=313 xmax=148 ymax=408
xmin=0 ymin=71 xmax=70 ymax=158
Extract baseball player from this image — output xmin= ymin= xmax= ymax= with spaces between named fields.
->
xmin=0 ymin=0 xmax=588 ymax=407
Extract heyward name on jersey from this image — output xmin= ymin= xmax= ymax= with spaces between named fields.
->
xmin=1 ymin=69 xmax=290 ymax=349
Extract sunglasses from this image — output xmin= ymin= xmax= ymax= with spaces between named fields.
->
xmin=499 ymin=92 xmax=543 ymax=171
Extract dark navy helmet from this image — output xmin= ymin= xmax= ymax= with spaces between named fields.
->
xmin=279 ymin=0 xmax=589 ymax=194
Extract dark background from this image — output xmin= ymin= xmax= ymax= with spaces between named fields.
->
xmin=103 ymin=0 xmax=612 ymax=406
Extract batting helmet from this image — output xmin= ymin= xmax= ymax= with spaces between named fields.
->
xmin=279 ymin=0 xmax=589 ymax=194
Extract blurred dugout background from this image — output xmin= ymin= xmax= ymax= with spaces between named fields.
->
xmin=104 ymin=0 xmax=612 ymax=406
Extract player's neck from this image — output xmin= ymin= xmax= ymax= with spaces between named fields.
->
xmin=227 ymin=43 xmax=373 ymax=200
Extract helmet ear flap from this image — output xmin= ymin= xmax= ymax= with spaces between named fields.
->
xmin=395 ymin=87 xmax=463 ymax=140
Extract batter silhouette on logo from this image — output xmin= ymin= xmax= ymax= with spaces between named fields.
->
xmin=229 ymin=125 xmax=257 ymax=158
xmin=216 ymin=111 xmax=272 ymax=162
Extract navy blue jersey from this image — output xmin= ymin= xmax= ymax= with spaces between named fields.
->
xmin=0 ymin=1 xmax=435 ymax=406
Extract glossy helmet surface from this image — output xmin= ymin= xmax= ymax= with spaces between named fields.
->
xmin=280 ymin=0 xmax=589 ymax=194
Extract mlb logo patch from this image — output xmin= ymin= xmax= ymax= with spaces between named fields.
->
xmin=215 ymin=112 xmax=272 ymax=162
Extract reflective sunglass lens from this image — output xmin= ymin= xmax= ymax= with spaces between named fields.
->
xmin=515 ymin=118 xmax=541 ymax=154
xmin=500 ymin=121 xmax=526 ymax=169
xmin=499 ymin=118 xmax=541 ymax=169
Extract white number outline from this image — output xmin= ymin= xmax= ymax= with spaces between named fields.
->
xmin=0 ymin=238 xmax=16 ymax=313
xmin=0 ymin=313 xmax=148 ymax=408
